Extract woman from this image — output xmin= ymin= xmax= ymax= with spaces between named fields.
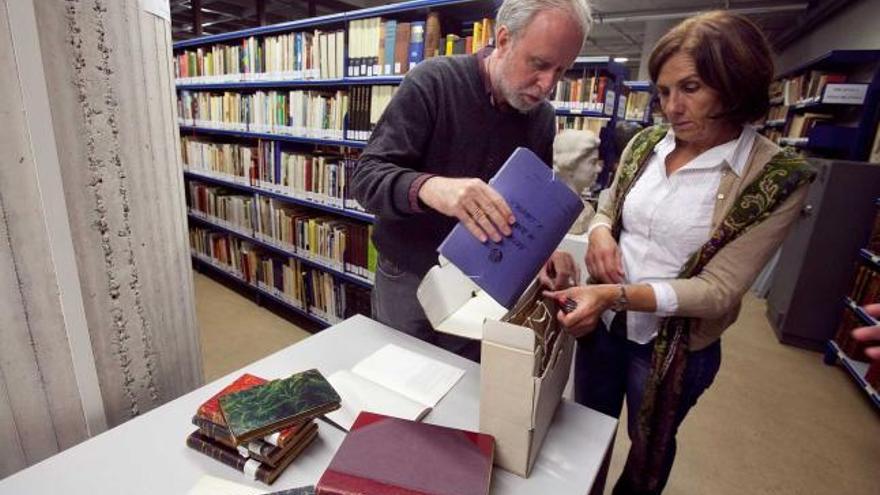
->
xmin=542 ymin=11 xmax=815 ymax=495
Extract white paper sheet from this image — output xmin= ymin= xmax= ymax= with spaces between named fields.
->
xmin=351 ymin=344 xmax=465 ymax=408
xmin=187 ymin=475 xmax=264 ymax=495
xmin=324 ymin=370 xmax=429 ymax=430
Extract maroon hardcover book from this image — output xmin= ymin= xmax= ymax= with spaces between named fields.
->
xmin=316 ymin=412 xmax=495 ymax=495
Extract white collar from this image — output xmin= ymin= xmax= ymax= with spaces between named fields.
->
xmin=653 ymin=126 xmax=755 ymax=177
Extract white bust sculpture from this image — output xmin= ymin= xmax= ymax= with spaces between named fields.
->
xmin=553 ymin=129 xmax=602 ymax=234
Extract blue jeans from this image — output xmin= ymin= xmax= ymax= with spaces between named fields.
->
xmin=372 ymin=256 xmax=481 ymax=361
xmin=574 ymin=313 xmax=721 ymax=495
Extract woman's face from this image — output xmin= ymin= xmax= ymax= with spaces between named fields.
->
xmin=656 ymin=52 xmax=735 ymax=148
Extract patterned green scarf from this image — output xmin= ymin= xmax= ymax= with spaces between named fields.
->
xmin=605 ymin=125 xmax=814 ymax=493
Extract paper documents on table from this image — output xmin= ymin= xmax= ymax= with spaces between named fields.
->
xmin=187 ymin=475 xmax=265 ymax=495
xmin=187 ymin=475 xmax=315 ymax=495
xmin=325 ymin=344 xmax=465 ymax=430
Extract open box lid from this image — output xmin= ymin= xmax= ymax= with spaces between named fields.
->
xmin=417 ymin=257 xmax=509 ymax=341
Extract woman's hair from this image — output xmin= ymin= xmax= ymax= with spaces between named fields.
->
xmin=648 ymin=11 xmax=774 ymax=125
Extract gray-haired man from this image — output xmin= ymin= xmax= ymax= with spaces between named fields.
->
xmin=352 ymin=0 xmax=592 ymax=360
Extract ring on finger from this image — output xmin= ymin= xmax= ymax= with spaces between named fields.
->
xmin=470 ymin=207 xmax=487 ymax=221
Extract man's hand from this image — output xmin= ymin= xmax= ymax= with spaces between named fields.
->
xmin=539 ymin=251 xmax=581 ymax=290
xmin=418 ymin=176 xmax=514 ymax=243
xmin=852 ymin=303 xmax=880 ymax=361
xmin=543 ymin=285 xmax=617 ymax=338
xmin=586 ymin=225 xmax=625 ymax=284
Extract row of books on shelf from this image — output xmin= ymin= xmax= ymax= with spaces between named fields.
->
xmin=347 ymin=14 xmax=493 ymax=77
xmin=181 ymin=138 xmax=365 ymax=212
xmin=773 ymin=70 xmax=856 ymax=106
xmin=175 ymin=30 xmax=345 ymax=83
xmin=555 ymin=115 xmax=609 ymax=135
xmin=623 ymin=91 xmax=651 ymax=121
xmin=174 ymin=12 xmax=496 ymax=83
xmin=833 ymin=307 xmax=880 ymax=391
xmin=552 ymin=73 xmax=611 ymax=113
xmin=187 ymin=182 xmax=376 ymax=281
xmin=766 ymin=104 xmax=788 ymax=122
xmin=190 ymin=226 xmax=372 ymax=323
xmin=849 ymin=262 xmax=879 ymax=307
xmin=177 ymin=86 xmax=396 ymax=141
xmin=766 ymin=112 xmax=836 ymax=144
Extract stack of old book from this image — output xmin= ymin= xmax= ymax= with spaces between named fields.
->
xmin=186 ymin=369 xmax=341 ymax=485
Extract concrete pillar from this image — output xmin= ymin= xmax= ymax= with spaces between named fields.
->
xmin=0 ymin=0 xmax=201 ymax=479
xmin=636 ymin=19 xmax=680 ymax=81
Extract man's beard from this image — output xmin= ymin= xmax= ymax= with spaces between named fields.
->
xmin=495 ymin=66 xmax=545 ymax=113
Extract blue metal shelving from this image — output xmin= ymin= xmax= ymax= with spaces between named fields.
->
xmin=178 ymin=125 xmax=367 ymax=149
xmin=554 ymin=108 xmax=609 ymax=118
xmin=859 ymin=248 xmax=880 ymax=272
xmin=187 ymin=213 xmax=374 ymax=289
xmin=823 ymin=340 xmax=880 ymax=409
xmin=182 ymin=170 xmax=374 ymax=223
xmin=775 ymin=50 xmax=880 ymax=161
xmin=176 ymin=76 xmax=405 ymax=91
xmin=173 ymin=0 xmax=495 ymax=50
xmin=844 ymin=297 xmax=879 ymax=326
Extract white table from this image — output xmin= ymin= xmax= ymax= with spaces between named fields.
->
xmin=0 ymin=315 xmax=617 ymax=494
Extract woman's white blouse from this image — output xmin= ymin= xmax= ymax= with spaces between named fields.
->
xmin=598 ymin=126 xmax=756 ymax=343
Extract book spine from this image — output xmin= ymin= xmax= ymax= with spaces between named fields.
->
xmin=187 ymin=431 xmax=245 ymax=471
xmin=187 ymin=431 xmax=278 ymax=483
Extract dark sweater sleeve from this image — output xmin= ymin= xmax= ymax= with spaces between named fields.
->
xmin=351 ymin=66 xmax=437 ymax=220
xmin=533 ymin=104 xmax=556 ymax=166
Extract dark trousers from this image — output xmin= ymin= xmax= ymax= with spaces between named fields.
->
xmin=574 ymin=314 xmax=721 ymax=495
xmin=372 ymin=256 xmax=481 ymax=362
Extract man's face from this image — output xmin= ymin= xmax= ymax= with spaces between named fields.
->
xmin=493 ymin=9 xmax=583 ymax=112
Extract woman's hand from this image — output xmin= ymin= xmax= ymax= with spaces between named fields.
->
xmin=586 ymin=226 xmax=625 ymax=284
xmin=539 ymin=251 xmax=581 ymax=290
xmin=543 ymin=285 xmax=616 ymax=338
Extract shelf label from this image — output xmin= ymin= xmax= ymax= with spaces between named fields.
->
xmin=822 ymin=84 xmax=868 ymax=105
xmin=604 ymin=90 xmax=615 ymax=116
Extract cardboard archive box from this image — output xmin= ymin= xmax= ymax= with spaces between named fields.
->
xmin=418 ymin=259 xmax=573 ymax=477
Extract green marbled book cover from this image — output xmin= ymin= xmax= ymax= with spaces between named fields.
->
xmin=219 ymin=368 xmax=340 ymax=444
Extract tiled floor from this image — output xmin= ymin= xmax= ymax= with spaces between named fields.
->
xmin=195 ymin=273 xmax=880 ymax=494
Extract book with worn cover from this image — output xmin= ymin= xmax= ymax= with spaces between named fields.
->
xmin=393 ymin=22 xmax=411 ymax=75
xmin=424 ymin=12 xmax=441 ymax=59
xmin=193 ymin=415 xmax=316 ymax=467
xmin=438 ymin=147 xmax=583 ymax=308
xmin=186 ymin=425 xmax=319 ymax=485
xmin=266 ymin=487 xmax=316 ymax=495
xmin=219 ymin=369 xmax=340 ymax=445
xmin=316 ymin=412 xmax=494 ymax=495
xmin=408 ymin=21 xmax=425 ymax=67
xmin=197 ymin=373 xmax=302 ymax=448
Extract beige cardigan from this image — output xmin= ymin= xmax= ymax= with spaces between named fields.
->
xmin=591 ymin=132 xmax=811 ymax=350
